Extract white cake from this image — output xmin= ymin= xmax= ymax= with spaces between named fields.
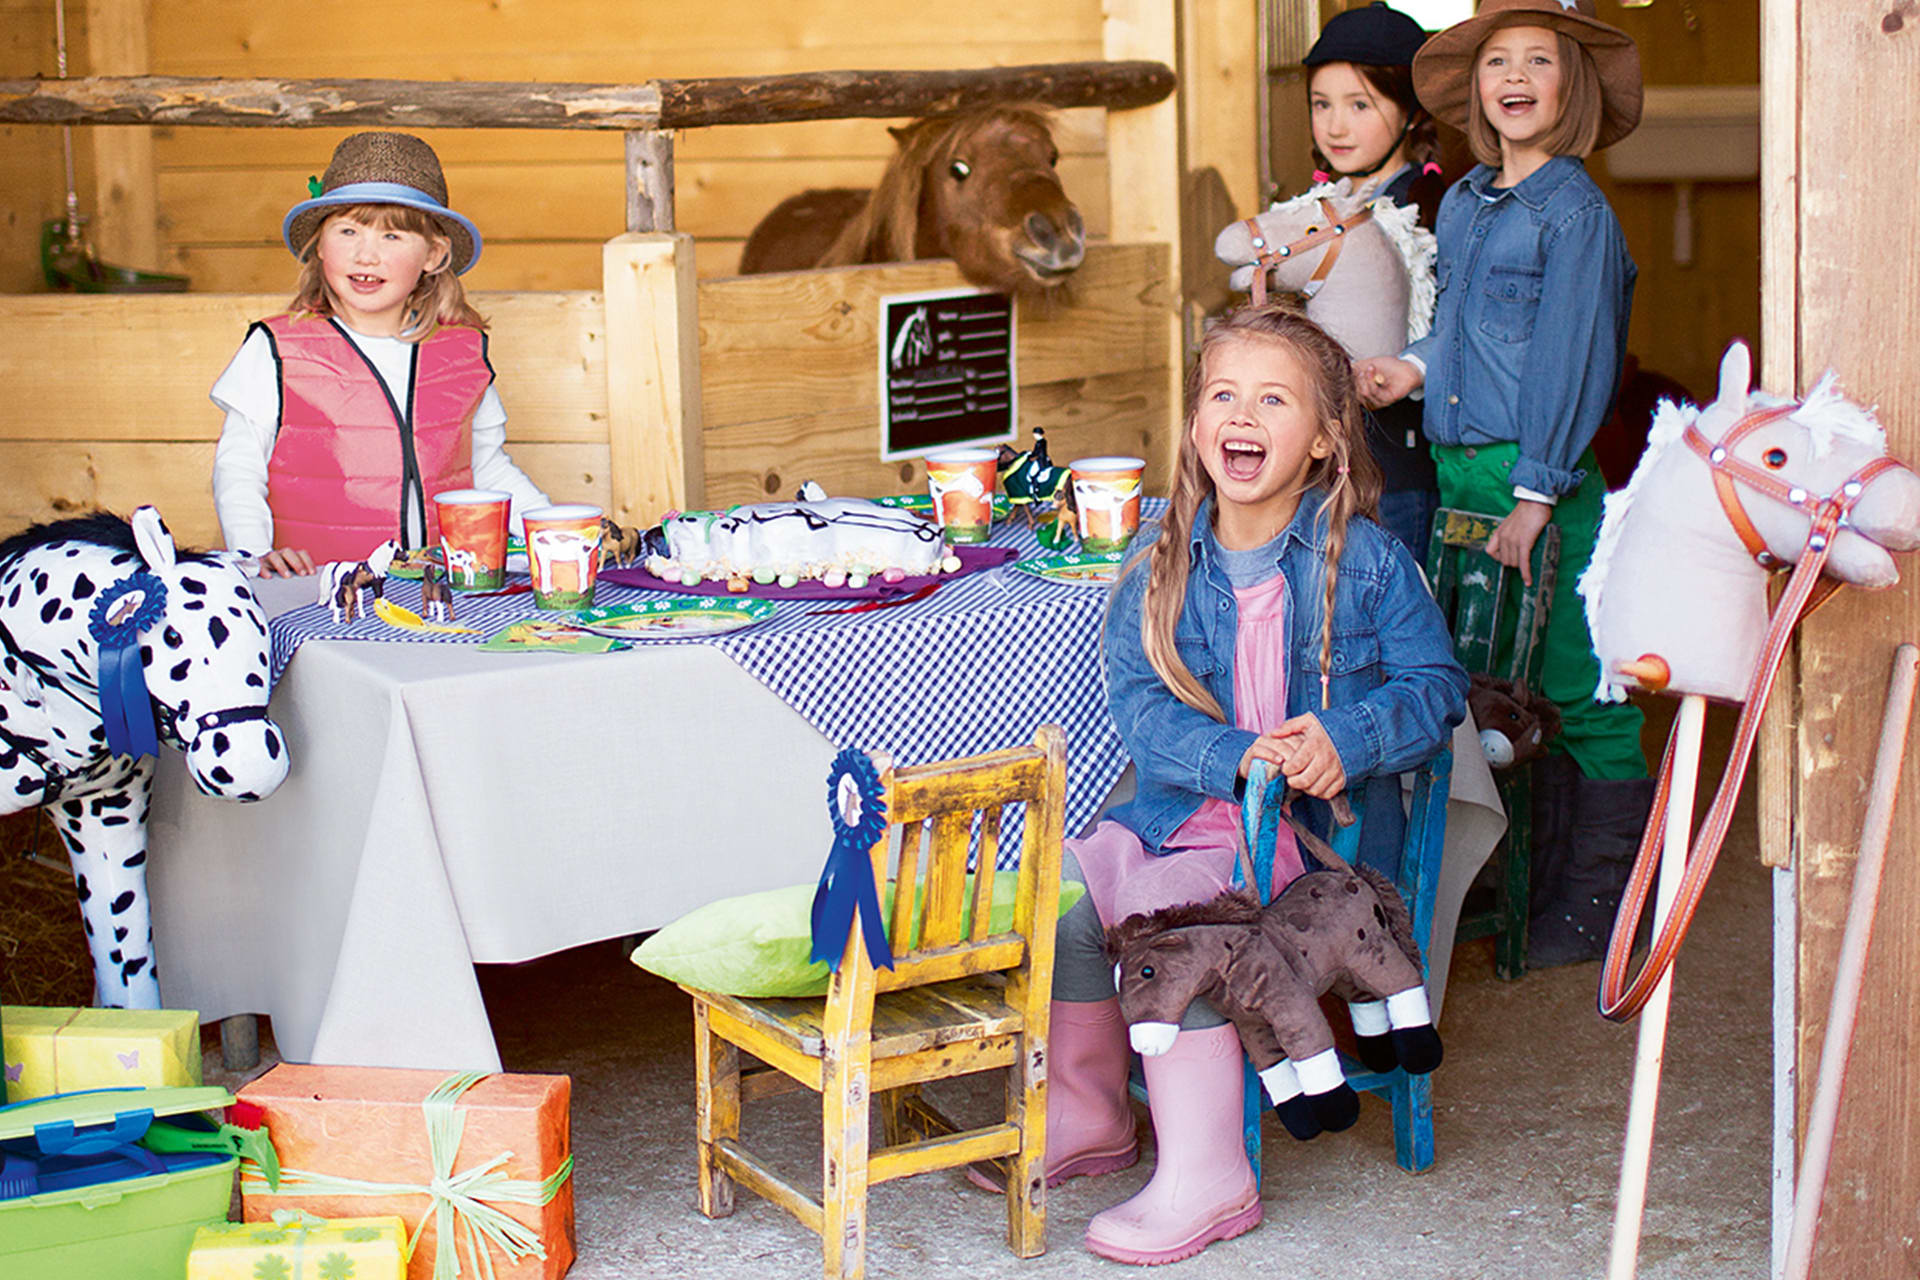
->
xmin=641 ymin=497 xmax=961 ymax=589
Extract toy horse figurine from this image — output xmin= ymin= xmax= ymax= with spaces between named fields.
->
xmin=0 ymin=507 xmax=288 ymax=1007
xmin=599 ymin=516 xmax=642 ymax=569
xmin=420 ymin=562 xmax=454 ymax=624
xmin=318 ymin=540 xmax=400 ymax=624
xmin=1108 ymin=847 xmax=1442 ymax=1142
xmin=1213 ymin=178 xmax=1435 ymax=364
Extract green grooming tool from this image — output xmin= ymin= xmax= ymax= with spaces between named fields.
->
xmin=142 ymin=1118 xmax=281 ymax=1190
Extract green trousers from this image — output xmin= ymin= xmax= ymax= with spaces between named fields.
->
xmin=1434 ymin=442 xmax=1647 ymax=781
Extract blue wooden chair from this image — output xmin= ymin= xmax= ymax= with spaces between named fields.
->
xmin=1233 ymin=749 xmax=1453 ymax=1175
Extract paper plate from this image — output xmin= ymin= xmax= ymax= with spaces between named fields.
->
xmin=1010 ymin=551 xmax=1126 ymax=587
xmin=572 ymin=597 xmax=777 ymax=639
xmin=873 ymin=492 xmax=1013 ymax=520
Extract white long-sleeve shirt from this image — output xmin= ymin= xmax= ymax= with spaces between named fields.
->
xmin=210 ymin=324 xmax=551 ymax=557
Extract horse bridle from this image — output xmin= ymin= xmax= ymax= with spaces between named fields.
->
xmin=1242 ymin=199 xmax=1376 ymax=307
xmin=1600 ymin=403 xmax=1902 ymax=1021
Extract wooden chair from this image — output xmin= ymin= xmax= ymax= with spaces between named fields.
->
xmin=1424 ymin=508 xmax=1559 ymax=980
xmin=1237 ymin=748 xmax=1453 ymax=1173
xmin=684 ymin=725 xmax=1068 ymax=1280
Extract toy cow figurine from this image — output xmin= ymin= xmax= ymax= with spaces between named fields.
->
xmin=318 ymin=540 xmax=400 ymax=624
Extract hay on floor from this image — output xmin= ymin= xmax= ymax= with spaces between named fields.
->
xmin=0 ymin=809 xmax=95 ymax=1008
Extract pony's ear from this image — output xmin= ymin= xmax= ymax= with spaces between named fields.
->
xmin=130 ymin=506 xmax=177 ymax=572
xmin=887 ymin=123 xmax=911 ymax=144
xmin=1712 ymin=341 xmax=1753 ymax=418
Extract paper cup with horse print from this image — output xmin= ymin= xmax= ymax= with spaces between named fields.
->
xmin=924 ymin=448 xmax=998 ymax=544
xmin=433 ymin=489 xmax=512 ymax=591
xmin=1070 ymin=456 xmax=1145 ymax=554
xmin=522 ymin=504 xmax=604 ymax=611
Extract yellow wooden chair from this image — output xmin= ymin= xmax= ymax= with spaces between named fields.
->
xmin=683 ymin=725 xmax=1068 ymax=1280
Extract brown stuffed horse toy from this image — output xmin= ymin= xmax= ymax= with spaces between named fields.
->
xmin=739 ymin=105 xmax=1085 ymax=296
xmin=1108 ymin=857 xmax=1442 ymax=1142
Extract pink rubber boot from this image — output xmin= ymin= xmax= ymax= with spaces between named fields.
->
xmin=969 ymin=999 xmax=1137 ymax=1190
xmin=1084 ymin=1023 xmax=1260 ymax=1264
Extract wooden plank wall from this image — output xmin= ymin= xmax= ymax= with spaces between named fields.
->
xmin=0 ymin=241 xmax=1168 ymax=546
xmin=0 ymin=0 xmax=1118 ymax=296
xmin=1770 ymin=2 xmax=1920 ymax=1274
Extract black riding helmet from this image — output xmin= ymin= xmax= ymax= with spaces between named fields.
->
xmin=1303 ymin=2 xmax=1428 ymax=69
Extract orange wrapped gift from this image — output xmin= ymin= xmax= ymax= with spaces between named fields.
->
xmin=237 ymin=1066 xmax=574 ymax=1280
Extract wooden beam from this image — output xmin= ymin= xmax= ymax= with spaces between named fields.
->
xmin=0 ymin=62 xmax=1176 ymax=130
xmin=624 ymin=129 xmax=674 ymax=234
xmin=602 ymin=232 xmax=704 ymax=526
xmin=84 ymin=0 xmax=160 ymax=272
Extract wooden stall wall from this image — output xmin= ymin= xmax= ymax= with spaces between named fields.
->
xmin=1766 ymin=2 xmax=1920 ymax=1273
xmin=14 ymin=0 xmax=1116 ymax=296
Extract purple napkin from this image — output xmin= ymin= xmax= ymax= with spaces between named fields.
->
xmin=597 ymin=543 xmax=1018 ymax=600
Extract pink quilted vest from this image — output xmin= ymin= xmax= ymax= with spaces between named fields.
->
xmin=261 ymin=315 xmax=490 ymax=562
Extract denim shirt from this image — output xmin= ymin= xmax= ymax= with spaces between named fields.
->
xmin=1101 ymin=489 xmax=1467 ymax=852
xmin=1405 ymin=156 xmax=1635 ymax=496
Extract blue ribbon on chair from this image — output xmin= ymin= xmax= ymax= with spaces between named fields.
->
xmin=88 ymin=574 xmax=166 ymax=760
xmin=809 ymin=747 xmax=894 ymax=973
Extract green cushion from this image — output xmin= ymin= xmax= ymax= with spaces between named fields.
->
xmin=631 ymin=872 xmax=1086 ymax=998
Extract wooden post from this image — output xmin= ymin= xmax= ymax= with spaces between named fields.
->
xmin=1105 ymin=0 xmax=1185 ymax=471
xmin=1179 ymin=0 xmax=1262 ymax=322
xmin=602 ymin=233 xmax=703 ymax=525
xmin=625 ymin=129 xmax=675 ymax=233
xmin=84 ymin=0 xmax=160 ymax=272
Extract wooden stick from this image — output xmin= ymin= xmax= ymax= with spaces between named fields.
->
xmin=0 ymin=62 xmax=1177 ymax=131
xmin=1781 ymin=643 xmax=1918 ymax=1280
xmin=1608 ymin=692 xmax=1707 ymax=1280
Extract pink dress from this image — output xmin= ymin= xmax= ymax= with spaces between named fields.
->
xmin=1075 ymin=571 xmax=1305 ymax=927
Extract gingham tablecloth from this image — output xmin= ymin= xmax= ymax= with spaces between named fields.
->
xmin=267 ymin=509 xmax=1158 ymax=857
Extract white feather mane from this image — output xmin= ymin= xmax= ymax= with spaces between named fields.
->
xmin=1577 ymin=396 xmax=1698 ymax=702
xmin=1265 ymin=181 xmax=1437 ymax=344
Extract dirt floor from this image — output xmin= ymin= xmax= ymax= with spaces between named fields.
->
xmin=6 ymin=698 xmax=1771 ymax=1278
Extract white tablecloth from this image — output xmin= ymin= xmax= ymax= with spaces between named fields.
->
xmin=147 ymin=564 xmax=1504 ymax=1070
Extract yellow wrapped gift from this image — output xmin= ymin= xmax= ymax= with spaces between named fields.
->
xmin=1 ymin=1005 xmax=202 ymax=1101
xmin=189 ymin=1213 xmax=409 ymax=1280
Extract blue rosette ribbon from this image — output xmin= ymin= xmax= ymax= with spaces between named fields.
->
xmin=89 ymin=573 xmax=166 ymax=760
xmin=809 ymin=747 xmax=895 ymax=973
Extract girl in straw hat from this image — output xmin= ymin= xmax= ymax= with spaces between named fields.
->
xmin=211 ymin=131 xmax=549 ymax=574
xmin=1354 ymin=0 xmax=1653 ymax=968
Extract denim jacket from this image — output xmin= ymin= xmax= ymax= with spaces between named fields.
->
xmin=1101 ymin=489 xmax=1467 ymax=853
xmin=1405 ymin=156 xmax=1635 ymax=497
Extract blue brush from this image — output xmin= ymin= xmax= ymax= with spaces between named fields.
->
xmin=0 ymin=1152 xmax=39 ymax=1200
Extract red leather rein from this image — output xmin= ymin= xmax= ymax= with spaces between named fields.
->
xmin=1599 ymin=404 xmax=1903 ymax=1021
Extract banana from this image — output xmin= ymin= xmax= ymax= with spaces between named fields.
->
xmin=374 ymin=596 xmax=479 ymax=635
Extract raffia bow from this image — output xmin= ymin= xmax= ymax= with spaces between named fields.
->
xmin=240 ymin=1071 xmax=572 ymax=1280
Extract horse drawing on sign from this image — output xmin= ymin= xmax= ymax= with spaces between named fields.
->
xmin=740 ymin=106 xmax=1085 ymax=296
xmin=0 ymin=508 xmax=288 ymax=1007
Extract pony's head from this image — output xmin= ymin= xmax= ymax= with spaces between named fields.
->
xmin=869 ymin=107 xmax=1084 ymax=294
xmin=1106 ymin=890 xmax=1262 ymax=1056
xmin=1692 ymin=343 xmax=1920 ymax=586
xmin=118 ymin=508 xmax=289 ymax=800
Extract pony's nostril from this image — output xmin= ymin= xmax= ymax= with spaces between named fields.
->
xmin=1024 ymin=212 xmax=1057 ymax=250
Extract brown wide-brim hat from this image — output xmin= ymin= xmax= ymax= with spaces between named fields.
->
xmin=282 ymin=131 xmax=482 ymax=275
xmin=1412 ymin=0 xmax=1643 ymax=150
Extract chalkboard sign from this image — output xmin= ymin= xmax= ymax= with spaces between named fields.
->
xmin=878 ymin=286 xmax=1017 ymax=461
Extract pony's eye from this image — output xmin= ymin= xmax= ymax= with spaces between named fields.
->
xmin=1763 ymin=447 xmax=1789 ymax=469
xmin=1139 ymin=964 xmax=1154 ymax=980
xmin=949 ymin=159 xmax=972 ymax=181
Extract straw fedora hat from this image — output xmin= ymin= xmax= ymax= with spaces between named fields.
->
xmin=1412 ymin=0 xmax=1643 ymax=150
xmin=282 ymin=131 xmax=482 ymax=275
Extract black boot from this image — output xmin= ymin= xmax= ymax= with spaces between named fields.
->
xmin=1527 ymin=752 xmax=1582 ymax=920
xmin=1527 ymin=774 xmax=1656 ymax=969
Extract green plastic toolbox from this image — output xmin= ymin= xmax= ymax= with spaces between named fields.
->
xmin=0 ymin=1085 xmax=237 ymax=1280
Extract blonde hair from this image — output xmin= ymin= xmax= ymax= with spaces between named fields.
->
xmin=1465 ymin=28 xmax=1604 ymax=167
xmin=1128 ymin=304 xmax=1382 ymax=721
xmin=287 ymin=203 xmax=487 ymax=341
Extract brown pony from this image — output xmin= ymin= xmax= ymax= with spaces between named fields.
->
xmin=1107 ymin=865 xmax=1442 ymax=1143
xmin=739 ymin=106 xmax=1085 ymax=295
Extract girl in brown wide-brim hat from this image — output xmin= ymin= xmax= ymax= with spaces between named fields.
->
xmin=1355 ymin=0 xmax=1657 ymax=969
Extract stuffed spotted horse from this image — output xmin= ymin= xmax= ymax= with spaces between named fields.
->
xmin=0 ymin=507 xmax=288 ymax=1007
